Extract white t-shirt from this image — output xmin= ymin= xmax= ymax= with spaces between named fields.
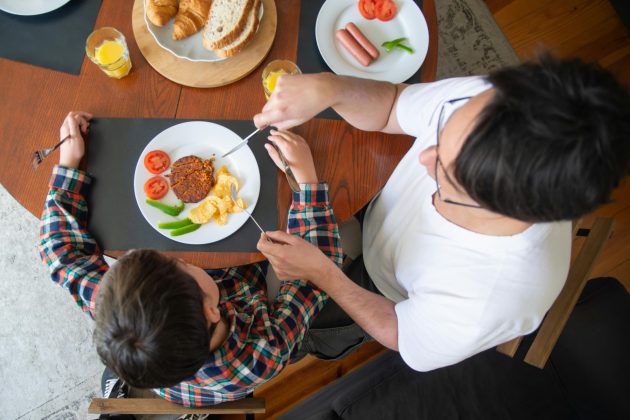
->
xmin=362 ymin=76 xmax=571 ymax=372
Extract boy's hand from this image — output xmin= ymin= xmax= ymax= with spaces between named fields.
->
xmin=266 ymin=129 xmax=318 ymax=184
xmin=59 ymin=111 xmax=93 ymax=169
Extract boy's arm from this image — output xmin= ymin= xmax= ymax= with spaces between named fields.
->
xmin=38 ymin=165 xmax=107 ymax=317
xmin=261 ymin=183 xmax=341 ymax=378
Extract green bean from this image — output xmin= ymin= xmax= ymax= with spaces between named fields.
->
xmin=158 ymin=218 xmax=194 ymax=229
xmin=382 ymin=38 xmax=414 ymax=54
xmin=145 ymin=199 xmax=185 ymax=216
xmin=170 ymin=223 xmax=201 ymax=236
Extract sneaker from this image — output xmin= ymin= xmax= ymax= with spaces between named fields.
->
xmin=101 ymin=367 xmax=130 ymax=399
xmin=177 ymin=414 xmax=216 ymax=420
xmin=99 ymin=367 xmax=135 ymax=420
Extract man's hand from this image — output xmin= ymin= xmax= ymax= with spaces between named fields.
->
xmin=59 ymin=111 xmax=93 ymax=169
xmin=266 ymin=129 xmax=318 ymax=184
xmin=254 ymin=73 xmax=337 ymax=130
xmin=257 ymin=231 xmax=336 ymax=286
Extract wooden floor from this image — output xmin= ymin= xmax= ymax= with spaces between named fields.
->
xmin=227 ymin=2 xmax=630 ymax=418
xmin=485 ymin=0 xmax=630 ymax=291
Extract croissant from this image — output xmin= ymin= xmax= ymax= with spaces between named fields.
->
xmin=147 ymin=0 xmax=179 ymax=27
xmin=172 ymin=0 xmax=212 ymax=40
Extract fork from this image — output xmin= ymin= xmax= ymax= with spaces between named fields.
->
xmin=31 ymin=134 xmax=71 ymax=169
xmin=230 ymin=183 xmax=273 ymax=242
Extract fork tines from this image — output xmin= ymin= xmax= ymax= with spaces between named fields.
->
xmin=31 ymin=150 xmax=45 ymax=169
xmin=31 ymin=134 xmax=70 ymax=170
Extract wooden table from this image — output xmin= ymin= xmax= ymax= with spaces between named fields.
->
xmin=0 ymin=0 xmax=437 ymax=268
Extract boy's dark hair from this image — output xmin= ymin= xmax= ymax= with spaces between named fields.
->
xmin=455 ymin=54 xmax=630 ymax=222
xmin=94 ymin=249 xmax=211 ymax=388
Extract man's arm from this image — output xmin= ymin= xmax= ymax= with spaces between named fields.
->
xmin=254 ymin=73 xmax=407 ymax=134
xmin=259 ymin=230 xmax=399 ymax=351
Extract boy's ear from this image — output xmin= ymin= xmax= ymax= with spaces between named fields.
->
xmin=203 ymin=303 xmax=221 ymax=324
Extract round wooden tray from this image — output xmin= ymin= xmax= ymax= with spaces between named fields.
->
xmin=131 ymin=0 xmax=277 ymax=88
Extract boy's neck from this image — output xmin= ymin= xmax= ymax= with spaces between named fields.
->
xmin=209 ymin=317 xmax=230 ymax=352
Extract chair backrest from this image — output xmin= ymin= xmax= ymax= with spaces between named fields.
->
xmin=88 ymin=396 xmax=265 ymax=417
xmin=496 ymin=217 xmax=615 ymax=368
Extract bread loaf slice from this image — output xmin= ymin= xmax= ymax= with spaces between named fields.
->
xmin=202 ymin=0 xmax=254 ymax=51
xmin=214 ymin=0 xmax=261 ymax=58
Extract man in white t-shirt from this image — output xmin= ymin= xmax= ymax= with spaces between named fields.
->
xmin=254 ymin=56 xmax=630 ymax=371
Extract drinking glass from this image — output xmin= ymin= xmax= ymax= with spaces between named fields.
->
xmin=86 ymin=27 xmax=132 ymax=79
xmin=262 ymin=59 xmax=301 ymax=99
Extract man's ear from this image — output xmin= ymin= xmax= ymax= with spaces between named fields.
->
xmin=203 ymin=303 xmax=221 ymax=324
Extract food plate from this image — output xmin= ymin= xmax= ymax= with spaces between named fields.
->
xmin=144 ymin=0 xmax=263 ymax=62
xmin=133 ymin=121 xmax=261 ymax=245
xmin=315 ymin=0 xmax=428 ymax=83
xmin=0 ymin=0 xmax=71 ymax=15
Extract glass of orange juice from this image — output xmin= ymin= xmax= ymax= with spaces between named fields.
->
xmin=86 ymin=27 xmax=132 ymax=79
xmin=262 ymin=59 xmax=301 ymax=99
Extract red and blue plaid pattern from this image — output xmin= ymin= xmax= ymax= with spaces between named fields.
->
xmin=39 ymin=169 xmax=342 ymax=407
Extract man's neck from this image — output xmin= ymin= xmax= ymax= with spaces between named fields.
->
xmin=434 ymin=195 xmax=531 ymax=236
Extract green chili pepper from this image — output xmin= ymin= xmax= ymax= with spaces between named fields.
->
xmin=382 ymin=37 xmax=414 ymax=54
xmin=158 ymin=218 xmax=194 ymax=229
xmin=170 ymin=223 xmax=201 ymax=236
xmin=145 ymin=199 xmax=185 ymax=216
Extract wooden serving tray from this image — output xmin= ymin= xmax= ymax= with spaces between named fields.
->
xmin=131 ymin=0 xmax=277 ymax=88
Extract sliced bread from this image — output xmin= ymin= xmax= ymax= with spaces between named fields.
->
xmin=202 ymin=0 xmax=254 ymax=51
xmin=214 ymin=0 xmax=262 ymax=58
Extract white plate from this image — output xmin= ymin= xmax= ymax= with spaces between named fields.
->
xmin=315 ymin=0 xmax=428 ymax=83
xmin=133 ymin=121 xmax=261 ymax=245
xmin=0 ymin=0 xmax=71 ymax=15
xmin=144 ymin=0 xmax=263 ymax=62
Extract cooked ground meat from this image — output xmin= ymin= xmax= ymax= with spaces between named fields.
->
xmin=166 ymin=155 xmax=215 ymax=203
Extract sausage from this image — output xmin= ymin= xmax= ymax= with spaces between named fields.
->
xmin=335 ymin=29 xmax=373 ymax=67
xmin=345 ymin=22 xmax=380 ymax=60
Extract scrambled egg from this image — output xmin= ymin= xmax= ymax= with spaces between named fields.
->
xmin=188 ymin=166 xmax=246 ymax=225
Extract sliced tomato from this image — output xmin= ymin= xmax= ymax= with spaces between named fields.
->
xmin=144 ymin=175 xmax=169 ymax=200
xmin=358 ymin=0 xmax=377 ymax=20
xmin=376 ymin=0 xmax=397 ymax=21
xmin=144 ymin=150 xmax=171 ymax=174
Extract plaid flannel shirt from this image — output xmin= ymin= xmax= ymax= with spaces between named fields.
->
xmin=39 ymin=165 xmax=342 ymax=406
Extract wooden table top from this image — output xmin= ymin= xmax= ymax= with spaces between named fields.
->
xmin=0 ymin=0 xmax=437 ymax=268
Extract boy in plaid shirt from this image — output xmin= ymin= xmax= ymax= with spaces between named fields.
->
xmin=39 ymin=112 xmax=342 ymax=406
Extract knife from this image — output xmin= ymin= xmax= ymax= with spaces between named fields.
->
xmin=221 ymin=128 xmax=261 ymax=158
xmin=269 ymin=141 xmax=301 ymax=193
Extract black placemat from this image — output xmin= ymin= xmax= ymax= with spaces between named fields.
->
xmin=297 ymin=0 xmax=424 ymax=119
xmin=86 ymin=118 xmax=278 ymax=253
xmin=0 ymin=0 xmax=102 ymax=74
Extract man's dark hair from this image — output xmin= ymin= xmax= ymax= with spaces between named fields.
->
xmin=94 ymin=249 xmax=211 ymax=388
xmin=455 ymin=54 xmax=630 ymax=222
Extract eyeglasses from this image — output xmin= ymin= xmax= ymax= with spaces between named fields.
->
xmin=434 ymin=97 xmax=483 ymax=209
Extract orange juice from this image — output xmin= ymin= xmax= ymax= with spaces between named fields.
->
xmin=94 ymin=39 xmax=131 ymax=78
xmin=86 ymin=27 xmax=132 ymax=79
xmin=262 ymin=60 xmax=301 ymax=99
xmin=263 ymin=69 xmax=288 ymax=98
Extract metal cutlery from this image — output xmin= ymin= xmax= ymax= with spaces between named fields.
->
xmin=222 ymin=128 xmax=261 ymax=158
xmin=230 ymin=183 xmax=273 ymax=242
xmin=268 ymin=141 xmax=301 ymax=193
xmin=31 ymin=134 xmax=71 ymax=169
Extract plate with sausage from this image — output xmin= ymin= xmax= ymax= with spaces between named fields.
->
xmin=315 ymin=0 xmax=428 ymax=83
xmin=133 ymin=121 xmax=261 ymax=245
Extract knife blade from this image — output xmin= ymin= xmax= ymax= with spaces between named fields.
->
xmin=221 ymin=128 xmax=261 ymax=158
xmin=269 ymin=141 xmax=301 ymax=193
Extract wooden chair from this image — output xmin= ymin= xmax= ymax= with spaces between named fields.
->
xmin=496 ymin=217 xmax=615 ymax=368
xmin=88 ymin=394 xmax=265 ymax=418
